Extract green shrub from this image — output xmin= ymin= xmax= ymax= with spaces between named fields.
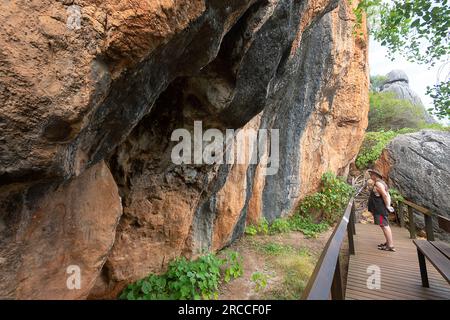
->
xmin=370 ymin=75 xmax=388 ymax=92
xmin=256 ymin=243 xmax=295 ymax=255
xmin=368 ymin=92 xmax=429 ymax=132
xmin=288 ymin=215 xmax=329 ymax=238
xmin=357 ymin=125 xmax=449 ymax=170
xmin=298 ymin=172 xmax=354 ymax=224
xmin=222 ymin=250 xmax=243 ymax=283
xmin=251 ymin=272 xmax=268 ymax=292
xmin=355 ymin=130 xmax=399 ymax=169
xmin=119 ymin=251 xmax=243 ymax=300
xmin=244 ymin=225 xmax=258 ymax=236
xmin=245 ymin=217 xmax=269 ymax=236
xmin=389 ymin=188 xmax=404 ymax=207
xmin=245 ymin=215 xmax=329 ymax=239
xmin=269 ymin=218 xmax=291 ymax=234
xmin=245 ymin=173 xmax=349 ymax=236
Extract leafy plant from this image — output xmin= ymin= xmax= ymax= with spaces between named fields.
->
xmin=427 ymin=80 xmax=450 ymax=120
xmin=256 ymin=242 xmax=295 ymax=255
xmin=357 ymin=126 xmax=449 ymax=170
xmin=368 ymin=92 xmax=431 ymax=132
xmin=355 ymin=0 xmax=449 ymax=65
xmin=269 ymin=218 xmax=291 ymax=234
xmin=389 ymin=188 xmax=404 ymax=207
xmin=370 ymin=75 xmax=388 ymax=92
xmin=288 ymin=215 xmax=330 ymax=238
xmin=356 ymin=130 xmax=399 ymax=169
xmin=245 ymin=173 xmax=349 ymax=236
xmin=245 ymin=215 xmax=329 ymax=239
xmin=245 ymin=217 xmax=269 ymax=236
xmin=222 ymin=250 xmax=243 ymax=283
xmin=245 ymin=225 xmax=258 ymax=236
xmin=119 ymin=251 xmax=243 ymax=300
xmin=251 ymin=272 xmax=268 ymax=292
xmin=298 ymin=172 xmax=354 ymax=224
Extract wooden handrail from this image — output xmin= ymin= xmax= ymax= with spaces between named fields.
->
xmin=302 ymin=186 xmax=363 ymax=300
xmin=398 ymin=199 xmax=435 ymax=241
xmin=302 ymin=188 xmax=446 ymax=300
xmin=401 ymin=199 xmax=431 ymax=216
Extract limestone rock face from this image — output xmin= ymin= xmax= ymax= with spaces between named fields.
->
xmin=0 ymin=0 xmax=369 ymax=298
xmin=375 ymin=130 xmax=450 ymax=240
xmin=379 ymin=70 xmax=435 ymax=123
xmin=0 ymin=161 xmax=122 ymax=299
xmin=381 ymin=70 xmax=422 ymax=106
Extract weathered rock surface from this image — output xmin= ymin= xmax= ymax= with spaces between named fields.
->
xmin=0 ymin=0 xmax=369 ymax=298
xmin=375 ymin=130 xmax=450 ymax=240
xmin=0 ymin=161 xmax=122 ymax=299
xmin=380 ymin=70 xmax=422 ymax=105
xmin=379 ymin=70 xmax=435 ymax=123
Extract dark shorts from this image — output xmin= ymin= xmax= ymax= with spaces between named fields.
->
xmin=373 ymin=212 xmax=389 ymax=227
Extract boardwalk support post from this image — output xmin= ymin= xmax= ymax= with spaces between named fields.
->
xmin=348 ymin=201 xmax=356 ymax=255
xmin=398 ymin=203 xmax=405 ymax=228
xmin=331 ymin=255 xmax=344 ymax=300
xmin=351 ymin=200 xmax=356 ymax=235
xmin=424 ymin=214 xmax=435 ymax=241
xmin=408 ymin=206 xmax=416 ymax=239
xmin=417 ymin=248 xmax=430 ymax=288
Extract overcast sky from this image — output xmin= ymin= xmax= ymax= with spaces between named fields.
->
xmin=369 ymin=39 xmax=441 ymax=108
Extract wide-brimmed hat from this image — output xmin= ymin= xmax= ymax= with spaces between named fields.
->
xmin=367 ymin=169 xmax=383 ymax=178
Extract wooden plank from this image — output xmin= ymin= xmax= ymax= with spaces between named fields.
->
xmin=402 ymin=199 xmax=431 ymax=216
xmin=346 ymin=286 xmax=433 ymax=300
xmin=346 ymin=274 xmax=450 ymax=299
xmin=345 ymin=280 xmax=447 ymax=300
xmin=347 ymin=265 xmax=450 ymax=289
xmin=413 ymin=240 xmax=450 ymax=283
xmin=348 ymin=262 xmax=448 ymax=283
xmin=347 ymin=286 xmax=444 ymax=300
xmin=437 ymin=215 xmax=450 ymax=233
xmin=431 ymin=241 xmax=450 ymax=260
xmin=347 ymin=269 xmax=448 ymax=289
xmin=345 ymin=223 xmax=450 ymax=300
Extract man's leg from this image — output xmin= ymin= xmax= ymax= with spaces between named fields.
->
xmin=381 ymin=225 xmax=394 ymax=247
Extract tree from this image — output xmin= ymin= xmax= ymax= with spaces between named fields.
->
xmin=370 ymin=75 xmax=388 ymax=92
xmin=355 ymin=0 xmax=450 ymax=120
xmin=368 ymin=92 xmax=428 ymax=131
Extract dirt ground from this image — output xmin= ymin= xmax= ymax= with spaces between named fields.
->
xmin=218 ymin=229 xmax=333 ymax=300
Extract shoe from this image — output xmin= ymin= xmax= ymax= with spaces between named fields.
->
xmin=378 ymin=246 xmax=396 ymax=252
xmin=377 ymin=242 xmax=387 ymax=248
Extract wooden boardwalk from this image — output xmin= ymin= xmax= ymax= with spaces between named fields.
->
xmin=345 ymin=223 xmax=450 ymax=300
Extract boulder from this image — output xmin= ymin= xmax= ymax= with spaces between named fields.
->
xmin=379 ymin=70 xmax=435 ymax=123
xmin=0 ymin=161 xmax=122 ymax=299
xmin=375 ymin=130 xmax=450 ymax=241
